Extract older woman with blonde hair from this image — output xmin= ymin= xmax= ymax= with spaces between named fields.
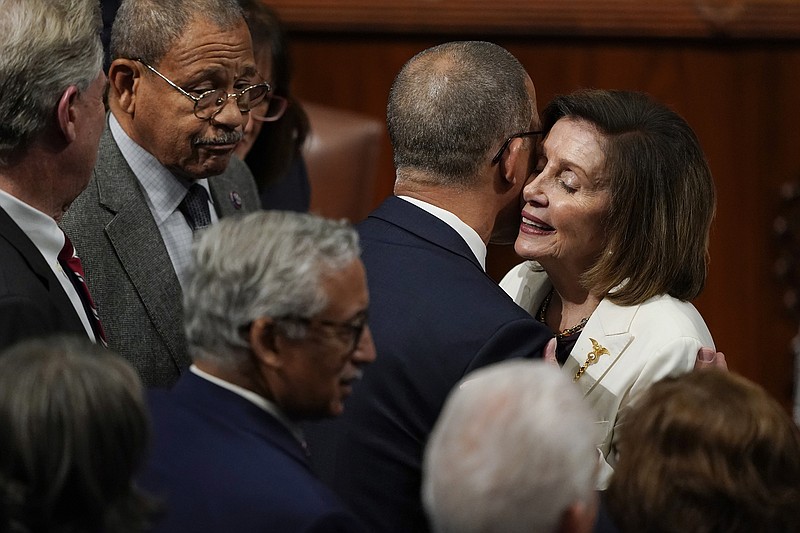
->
xmin=501 ymin=89 xmax=716 ymax=486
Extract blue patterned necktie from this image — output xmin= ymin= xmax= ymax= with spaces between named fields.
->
xmin=179 ymin=183 xmax=212 ymax=231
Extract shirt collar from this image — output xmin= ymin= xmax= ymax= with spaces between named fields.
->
xmin=109 ymin=114 xmax=212 ymax=224
xmin=0 ymin=188 xmax=64 ymax=264
xmin=397 ymin=195 xmax=487 ymax=270
xmin=188 ymin=364 xmax=305 ymax=446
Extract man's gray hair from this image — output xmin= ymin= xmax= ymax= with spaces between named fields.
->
xmin=111 ymin=0 xmax=244 ymax=66
xmin=0 ymin=0 xmax=102 ymax=165
xmin=184 ymin=211 xmax=360 ymax=364
xmin=423 ymin=360 xmax=598 ymax=533
xmin=387 ymin=41 xmax=532 ymax=187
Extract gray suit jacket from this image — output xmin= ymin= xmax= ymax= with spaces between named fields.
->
xmin=61 ymin=120 xmax=260 ymax=387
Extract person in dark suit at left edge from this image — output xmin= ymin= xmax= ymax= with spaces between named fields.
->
xmin=0 ymin=0 xmax=107 ymax=349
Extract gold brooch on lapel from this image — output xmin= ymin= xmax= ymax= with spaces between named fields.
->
xmin=573 ymin=338 xmax=610 ymax=382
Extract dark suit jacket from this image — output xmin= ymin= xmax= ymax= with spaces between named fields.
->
xmin=138 ymin=372 xmax=366 ymax=533
xmin=0 ymin=206 xmax=88 ymax=350
xmin=305 ymin=196 xmax=551 ymax=533
xmin=60 ymin=119 xmax=260 ymax=387
xmin=594 ymin=493 xmax=622 ymax=533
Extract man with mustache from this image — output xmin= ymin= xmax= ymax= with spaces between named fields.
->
xmin=62 ymin=0 xmax=262 ymax=387
xmin=138 ymin=211 xmax=374 ymax=532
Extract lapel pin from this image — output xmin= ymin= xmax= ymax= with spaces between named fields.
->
xmin=229 ymin=191 xmax=242 ymax=210
xmin=574 ymin=338 xmax=610 ymax=382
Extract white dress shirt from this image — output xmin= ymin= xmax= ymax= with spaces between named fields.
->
xmin=397 ymin=195 xmax=487 ymax=270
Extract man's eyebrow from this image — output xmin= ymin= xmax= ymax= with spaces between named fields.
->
xmin=182 ymin=64 xmax=259 ymax=84
xmin=343 ymin=309 xmax=369 ymax=323
xmin=239 ymin=65 xmax=259 ymax=80
xmin=181 ymin=66 xmax=221 ymax=84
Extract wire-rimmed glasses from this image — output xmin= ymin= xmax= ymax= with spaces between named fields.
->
xmin=135 ymin=59 xmax=271 ymax=120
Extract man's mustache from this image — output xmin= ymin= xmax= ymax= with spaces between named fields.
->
xmin=193 ymin=130 xmax=244 ymax=146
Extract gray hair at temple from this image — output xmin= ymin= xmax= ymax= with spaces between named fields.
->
xmin=0 ymin=0 xmax=102 ymax=165
xmin=184 ymin=211 xmax=361 ymax=365
xmin=387 ymin=41 xmax=533 ymax=187
xmin=111 ymin=0 xmax=244 ymax=66
xmin=0 ymin=336 xmax=153 ymax=532
xmin=423 ymin=360 xmax=598 ymax=533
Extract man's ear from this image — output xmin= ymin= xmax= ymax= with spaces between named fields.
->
xmin=55 ymin=85 xmax=80 ymax=143
xmin=249 ymin=316 xmax=283 ymax=369
xmin=108 ymin=58 xmax=141 ymax=114
xmin=497 ymin=137 xmax=527 ymax=187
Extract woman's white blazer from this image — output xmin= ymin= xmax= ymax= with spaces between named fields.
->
xmin=500 ymin=261 xmax=714 ymax=488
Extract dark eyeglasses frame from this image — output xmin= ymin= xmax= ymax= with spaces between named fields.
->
xmin=491 ymin=130 xmax=544 ymax=165
xmin=135 ymin=58 xmax=271 ymax=120
xmin=274 ymin=312 xmax=369 ymax=354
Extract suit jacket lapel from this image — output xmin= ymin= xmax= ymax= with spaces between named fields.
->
xmin=508 ymin=263 xmax=552 ymax=314
xmin=0 ymin=207 xmax=84 ymax=330
xmin=209 ymin=158 xmax=257 ymax=218
xmin=172 ymin=373 xmax=311 ymax=467
xmin=368 ymin=196 xmax=484 ymax=271
xmin=95 ymin=129 xmax=188 ymax=368
xmin=209 ymin=172 xmax=240 ymax=218
xmin=564 ymin=300 xmax=636 ymax=397
xmin=0 ymin=207 xmax=55 ymax=289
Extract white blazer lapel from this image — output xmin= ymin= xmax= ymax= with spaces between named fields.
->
xmin=564 ymin=299 xmax=638 ymax=397
xmin=501 ymin=261 xmax=552 ymax=312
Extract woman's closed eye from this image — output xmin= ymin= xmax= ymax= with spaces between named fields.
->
xmin=558 ymin=171 xmax=580 ymax=193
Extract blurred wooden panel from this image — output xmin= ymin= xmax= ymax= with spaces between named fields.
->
xmin=269 ymin=0 xmax=800 ymax=39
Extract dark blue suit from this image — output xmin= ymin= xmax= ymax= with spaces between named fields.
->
xmin=138 ymin=372 xmax=366 ymax=533
xmin=305 ymin=196 xmax=550 ymax=532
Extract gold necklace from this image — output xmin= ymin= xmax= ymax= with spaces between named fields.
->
xmin=537 ymin=290 xmax=590 ymax=339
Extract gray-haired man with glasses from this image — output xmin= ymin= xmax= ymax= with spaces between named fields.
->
xmin=62 ymin=0 xmax=263 ymax=388
xmin=138 ymin=210 xmax=374 ymax=532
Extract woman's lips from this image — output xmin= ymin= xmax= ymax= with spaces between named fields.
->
xmin=520 ymin=212 xmax=554 ymax=233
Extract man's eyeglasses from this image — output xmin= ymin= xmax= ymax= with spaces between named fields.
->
xmin=136 ymin=59 xmax=271 ymax=121
xmin=491 ymin=130 xmax=544 ymax=165
xmin=275 ymin=312 xmax=369 ymax=354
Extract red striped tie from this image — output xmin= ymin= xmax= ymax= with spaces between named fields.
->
xmin=58 ymin=234 xmax=107 ymax=347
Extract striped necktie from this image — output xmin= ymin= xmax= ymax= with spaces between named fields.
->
xmin=58 ymin=234 xmax=107 ymax=347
